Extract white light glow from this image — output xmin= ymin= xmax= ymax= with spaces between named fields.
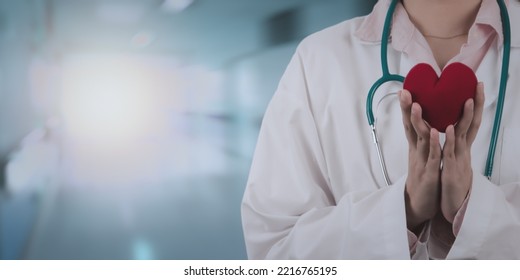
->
xmin=58 ymin=55 xmax=169 ymax=187
xmin=62 ymin=55 xmax=151 ymax=139
xmin=61 ymin=55 xmax=173 ymax=159
xmin=58 ymin=54 xmax=229 ymax=186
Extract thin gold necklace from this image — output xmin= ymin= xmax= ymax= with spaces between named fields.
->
xmin=423 ymin=33 xmax=469 ymax=40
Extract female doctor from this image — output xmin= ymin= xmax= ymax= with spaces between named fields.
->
xmin=241 ymin=0 xmax=520 ymax=259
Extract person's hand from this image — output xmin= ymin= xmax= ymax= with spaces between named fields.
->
xmin=441 ymin=82 xmax=485 ymax=223
xmin=399 ymin=90 xmax=442 ymax=231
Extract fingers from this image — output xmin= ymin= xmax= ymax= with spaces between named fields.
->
xmin=399 ymin=90 xmax=416 ymax=144
xmin=467 ymin=82 xmax=485 ymax=144
xmin=443 ymin=125 xmax=456 ymax=161
xmin=456 ymin=99 xmax=474 ymax=138
xmin=410 ymin=102 xmax=432 ymax=162
xmin=410 ymin=103 xmax=430 ymax=136
xmin=400 ymin=90 xmax=437 ymax=169
xmin=426 ymin=128 xmax=441 ymax=173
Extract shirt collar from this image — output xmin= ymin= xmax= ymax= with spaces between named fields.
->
xmin=355 ymin=0 xmax=510 ymax=48
xmin=476 ymin=0 xmax=505 ymax=46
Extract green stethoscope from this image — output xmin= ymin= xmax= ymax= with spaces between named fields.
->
xmin=366 ymin=0 xmax=511 ymax=186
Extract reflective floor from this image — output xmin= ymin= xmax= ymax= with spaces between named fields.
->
xmin=26 ymin=169 xmax=249 ymax=259
xmin=17 ymin=117 xmax=250 ymax=260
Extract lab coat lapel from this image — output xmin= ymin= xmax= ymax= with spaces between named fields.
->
xmin=476 ymin=45 xmax=501 ymax=109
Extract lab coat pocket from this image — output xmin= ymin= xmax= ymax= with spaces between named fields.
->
xmin=498 ymin=127 xmax=520 ymax=185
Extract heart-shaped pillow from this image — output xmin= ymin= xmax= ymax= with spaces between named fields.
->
xmin=403 ymin=62 xmax=477 ymax=132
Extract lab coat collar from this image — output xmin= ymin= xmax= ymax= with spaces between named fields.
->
xmin=355 ymin=0 xmax=520 ymax=48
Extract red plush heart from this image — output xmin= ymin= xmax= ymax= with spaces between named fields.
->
xmin=403 ymin=62 xmax=477 ymax=132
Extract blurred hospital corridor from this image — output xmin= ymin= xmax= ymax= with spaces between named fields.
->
xmin=0 ymin=0 xmax=375 ymax=259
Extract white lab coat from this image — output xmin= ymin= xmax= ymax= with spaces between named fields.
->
xmin=241 ymin=2 xmax=520 ymax=259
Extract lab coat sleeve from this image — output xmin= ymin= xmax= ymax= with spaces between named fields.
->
xmin=241 ymin=48 xmax=413 ymax=259
xmin=446 ymin=173 xmax=520 ymax=259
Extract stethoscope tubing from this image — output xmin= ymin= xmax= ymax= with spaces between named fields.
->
xmin=485 ymin=0 xmax=511 ymax=179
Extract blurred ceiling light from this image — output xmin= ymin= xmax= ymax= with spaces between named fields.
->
xmin=161 ymin=0 xmax=195 ymax=13
xmin=97 ymin=2 xmax=146 ymax=24
xmin=61 ymin=55 xmax=161 ymax=147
